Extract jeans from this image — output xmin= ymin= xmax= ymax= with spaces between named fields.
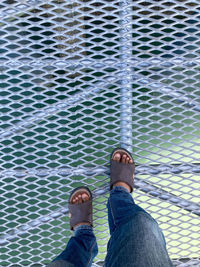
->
xmin=47 ymin=186 xmax=173 ymax=267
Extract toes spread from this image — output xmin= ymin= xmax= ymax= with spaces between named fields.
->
xmin=113 ymin=150 xmax=133 ymax=164
xmin=71 ymin=191 xmax=90 ymax=205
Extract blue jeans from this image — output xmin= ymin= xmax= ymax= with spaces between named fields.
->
xmin=48 ymin=186 xmax=173 ymax=267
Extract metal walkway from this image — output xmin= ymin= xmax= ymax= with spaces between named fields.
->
xmin=0 ymin=0 xmax=199 ymax=266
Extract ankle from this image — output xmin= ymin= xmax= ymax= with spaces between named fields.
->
xmin=113 ymin=182 xmax=131 ymax=193
xmin=74 ymin=224 xmax=93 ymax=232
xmin=74 ymin=222 xmax=91 ymax=229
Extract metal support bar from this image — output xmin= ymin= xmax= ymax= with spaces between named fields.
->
xmin=0 ymin=83 xmax=103 ymax=140
xmin=0 ymin=163 xmax=200 ymax=178
xmin=119 ymin=0 xmax=133 ymax=151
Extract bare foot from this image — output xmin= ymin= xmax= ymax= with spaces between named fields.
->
xmin=112 ymin=152 xmax=133 ymax=193
xmin=70 ymin=191 xmax=91 ymax=229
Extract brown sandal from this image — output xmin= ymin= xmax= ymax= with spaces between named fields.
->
xmin=110 ymin=148 xmax=135 ymax=193
xmin=68 ymin=186 xmax=93 ymax=230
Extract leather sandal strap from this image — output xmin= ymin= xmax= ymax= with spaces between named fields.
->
xmin=110 ymin=149 xmax=135 ymax=193
xmin=68 ymin=200 xmax=93 ymax=230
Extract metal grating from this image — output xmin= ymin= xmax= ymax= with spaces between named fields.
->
xmin=0 ymin=0 xmax=199 ymax=266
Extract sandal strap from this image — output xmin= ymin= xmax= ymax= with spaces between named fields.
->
xmin=110 ymin=158 xmax=135 ymax=193
xmin=68 ymin=200 xmax=93 ymax=230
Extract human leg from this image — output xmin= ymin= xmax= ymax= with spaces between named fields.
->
xmin=105 ymin=186 xmax=173 ymax=267
xmin=104 ymin=149 xmax=173 ymax=267
xmin=49 ymin=225 xmax=97 ymax=267
xmin=48 ymin=187 xmax=98 ymax=267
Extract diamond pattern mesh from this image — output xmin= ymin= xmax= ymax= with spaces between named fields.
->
xmin=0 ymin=0 xmax=200 ymax=266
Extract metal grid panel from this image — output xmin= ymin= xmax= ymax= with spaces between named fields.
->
xmin=0 ymin=0 xmax=199 ymax=266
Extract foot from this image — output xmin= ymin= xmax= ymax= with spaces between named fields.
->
xmin=112 ymin=152 xmax=133 ymax=193
xmin=70 ymin=190 xmax=91 ymax=229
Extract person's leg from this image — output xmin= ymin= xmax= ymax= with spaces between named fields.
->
xmin=105 ymin=186 xmax=173 ymax=267
xmin=105 ymin=151 xmax=173 ymax=267
xmin=48 ymin=225 xmax=98 ymax=267
xmin=48 ymin=188 xmax=98 ymax=267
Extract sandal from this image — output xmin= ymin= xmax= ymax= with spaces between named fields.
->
xmin=110 ymin=147 xmax=135 ymax=193
xmin=68 ymin=186 xmax=93 ymax=231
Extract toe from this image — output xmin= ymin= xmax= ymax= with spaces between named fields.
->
xmin=78 ymin=195 xmax=82 ymax=204
xmin=82 ymin=193 xmax=89 ymax=201
xmin=126 ymin=157 xmax=129 ymax=164
xmin=113 ymin=152 xmax=121 ymax=162
xmin=122 ymin=154 xmax=126 ymax=163
xmin=72 ymin=196 xmax=78 ymax=204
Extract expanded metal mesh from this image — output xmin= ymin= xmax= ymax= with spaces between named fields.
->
xmin=0 ymin=0 xmax=199 ymax=266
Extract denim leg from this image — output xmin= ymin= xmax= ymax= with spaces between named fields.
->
xmin=50 ymin=225 xmax=98 ymax=267
xmin=105 ymin=186 xmax=173 ymax=267
xmin=107 ymin=186 xmax=147 ymax=235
